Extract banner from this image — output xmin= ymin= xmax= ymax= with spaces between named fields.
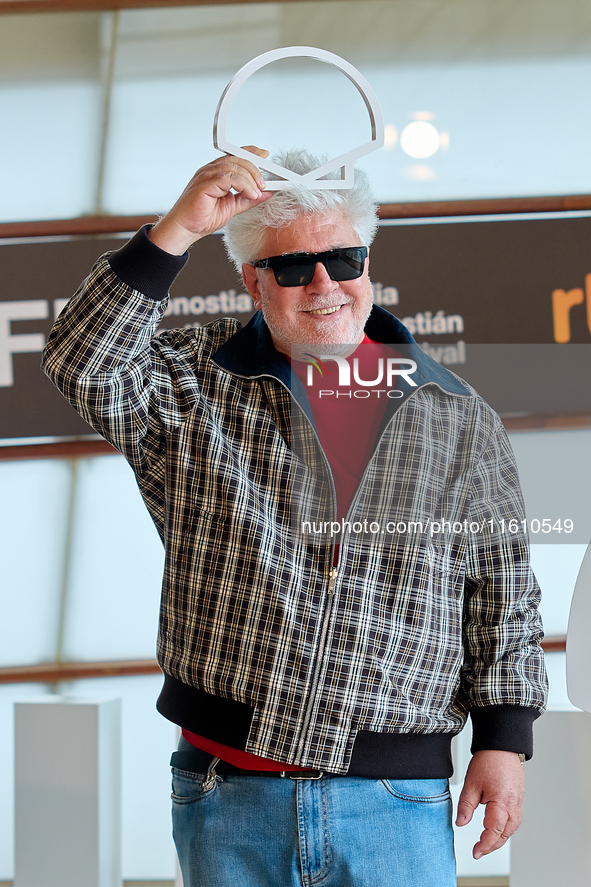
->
xmin=1 ymin=212 xmax=591 ymax=442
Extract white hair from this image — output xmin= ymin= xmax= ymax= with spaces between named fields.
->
xmin=223 ymin=148 xmax=379 ymax=272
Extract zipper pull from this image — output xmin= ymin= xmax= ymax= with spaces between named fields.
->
xmin=328 ymin=568 xmax=338 ymax=595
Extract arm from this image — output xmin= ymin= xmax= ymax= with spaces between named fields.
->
xmin=42 ymin=149 xmax=271 ymax=469
xmin=456 ymin=410 xmax=548 ymax=856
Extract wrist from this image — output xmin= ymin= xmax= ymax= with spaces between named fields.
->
xmin=148 ymin=217 xmax=200 ymax=256
xmin=471 ymin=749 xmax=526 ymax=766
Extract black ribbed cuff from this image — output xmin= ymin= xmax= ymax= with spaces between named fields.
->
xmin=108 ymin=225 xmax=189 ymax=301
xmin=470 ymin=704 xmax=541 ymax=760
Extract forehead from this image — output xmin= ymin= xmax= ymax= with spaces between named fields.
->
xmin=258 ymin=212 xmax=361 ymax=259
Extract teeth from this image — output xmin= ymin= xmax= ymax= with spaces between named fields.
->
xmin=307 ymin=305 xmax=342 ymax=315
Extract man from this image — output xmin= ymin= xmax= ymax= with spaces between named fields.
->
xmin=43 ymin=147 xmax=548 ymax=887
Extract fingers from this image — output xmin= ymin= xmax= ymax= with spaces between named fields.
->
xmin=456 ymin=750 xmax=524 ymax=860
xmin=240 ymin=145 xmax=270 ymax=159
xmin=193 ymin=151 xmax=263 ymax=198
xmin=220 ymin=145 xmax=269 ymax=195
xmin=457 ymin=795 xmax=518 ymax=859
xmin=472 ymin=801 xmax=520 ymax=859
xmin=149 ymin=149 xmax=271 ymax=255
xmin=222 ymin=154 xmax=268 ymax=198
xmin=212 ymin=162 xmax=265 ymax=200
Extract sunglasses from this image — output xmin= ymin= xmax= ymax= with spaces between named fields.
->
xmin=252 ymin=246 xmax=368 ymax=287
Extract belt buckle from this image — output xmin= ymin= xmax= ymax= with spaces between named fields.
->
xmin=281 ymin=769 xmax=325 ymax=780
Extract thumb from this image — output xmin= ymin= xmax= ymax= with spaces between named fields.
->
xmin=456 ymin=783 xmax=481 ymax=827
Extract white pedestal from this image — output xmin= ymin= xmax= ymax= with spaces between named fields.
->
xmin=14 ymin=697 xmax=122 ymax=887
xmin=511 ymin=709 xmax=591 ymax=886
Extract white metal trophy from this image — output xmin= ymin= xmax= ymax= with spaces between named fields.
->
xmin=566 ymin=540 xmax=591 ymax=711
xmin=213 ymin=46 xmax=385 ymax=190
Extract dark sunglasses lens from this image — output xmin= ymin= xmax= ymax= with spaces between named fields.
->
xmin=270 ymin=248 xmax=367 ymax=287
xmin=274 ymin=256 xmax=315 ymax=287
xmin=325 ymin=248 xmax=366 ymax=280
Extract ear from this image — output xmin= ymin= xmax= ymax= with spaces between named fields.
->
xmin=242 ymin=263 xmax=263 ymax=311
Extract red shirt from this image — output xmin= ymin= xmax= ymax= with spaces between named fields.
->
xmin=293 ymin=335 xmax=393 ymax=524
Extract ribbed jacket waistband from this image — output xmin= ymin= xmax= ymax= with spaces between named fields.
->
xmin=158 ymin=674 xmax=455 ymax=779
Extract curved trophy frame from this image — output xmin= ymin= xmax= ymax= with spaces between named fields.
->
xmin=213 ymin=46 xmax=385 ymax=190
xmin=566 ymin=540 xmax=591 ymax=711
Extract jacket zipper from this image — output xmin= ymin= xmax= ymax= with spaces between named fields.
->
xmin=223 ymin=370 xmax=343 ymax=761
xmin=287 ymin=384 xmax=430 ymax=761
xmin=220 ymin=369 xmax=434 ymax=762
xmin=278 ymin=384 xmax=341 ymax=762
xmin=294 ymin=566 xmax=339 ymax=761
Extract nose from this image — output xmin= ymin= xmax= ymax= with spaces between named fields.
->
xmin=305 ymin=260 xmax=339 ymax=294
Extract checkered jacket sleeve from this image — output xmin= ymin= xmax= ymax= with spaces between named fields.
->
xmin=43 ymin=255 xmax=181 ymax=462
xmin=42 ymin=251 xmax=222 ymax=539
xmin=463 ymin=411 xmax=548 ymax=749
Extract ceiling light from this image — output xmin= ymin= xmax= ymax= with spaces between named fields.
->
xmin=400 ymin=121 xmax=441 ymax=159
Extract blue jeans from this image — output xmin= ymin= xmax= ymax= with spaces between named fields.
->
xmin=171 ymin=759 xmax=456 ymax=887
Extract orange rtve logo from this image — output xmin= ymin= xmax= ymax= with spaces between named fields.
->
xmin=552 ymin=274 xmax=591 ymax=342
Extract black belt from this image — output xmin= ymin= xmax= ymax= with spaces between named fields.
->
xmin=171 ymin=743 xmax=325 ymax=781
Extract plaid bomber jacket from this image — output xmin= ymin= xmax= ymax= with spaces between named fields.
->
xmin=42 ymin=229 xmax=548 ymax=778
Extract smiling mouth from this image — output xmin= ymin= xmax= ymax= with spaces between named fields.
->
xmin=305 ymin=305 xmax=344 ymax=316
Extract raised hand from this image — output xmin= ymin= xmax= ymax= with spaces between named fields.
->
xmin=148 ymin=146 xmax=272 ymax=255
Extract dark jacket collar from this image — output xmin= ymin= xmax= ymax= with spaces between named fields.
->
xmin=212 ymin=304 xmax=470 ymax=397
